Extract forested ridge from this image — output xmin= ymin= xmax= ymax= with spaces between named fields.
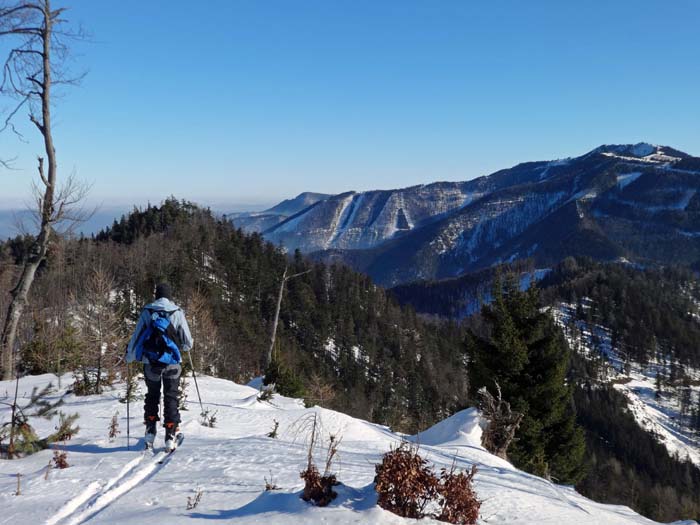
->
xmin=1 ymin=198 xmax=468 ymax=433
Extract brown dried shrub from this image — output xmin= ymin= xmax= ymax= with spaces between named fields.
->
xmin=374 ymin=443 xmax=439 ymax=519
xmin=52 ymin=447 xmax=68 ymax=469
xmin=300 ymin=463 xmax=338 ymax=506
xmin=437 ymin=464 xmax=480 ymax=525
xmin=375 ymin=443 xmax=480 ymax=524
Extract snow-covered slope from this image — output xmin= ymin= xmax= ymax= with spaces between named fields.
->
xmin=0 ymin=373 xmax=695 ymax=525
xmin=229 ymin=192 xmax=331 ymax=233
xmin=553 ymin=302 xmax=700 ymax=467
xmin=264 ymin=183 xmax=485 ymax=253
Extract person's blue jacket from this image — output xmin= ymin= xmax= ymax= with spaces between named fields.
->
xmin=126 ymin=298 xmax=193 ymax=365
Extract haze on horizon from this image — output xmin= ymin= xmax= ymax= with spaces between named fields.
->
xmin=1 ymin=0 xmax=699 ymax=212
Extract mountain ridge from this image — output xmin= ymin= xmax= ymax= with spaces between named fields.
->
xmin=249 ymin=143 xmax=699 ymax=285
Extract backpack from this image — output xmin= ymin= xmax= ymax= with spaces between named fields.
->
xmin=134 ymin=309 xmax=183 ymax=364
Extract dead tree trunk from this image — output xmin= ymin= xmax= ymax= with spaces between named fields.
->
xmin=0 ymin=1 xmax=87 ymax=380
xmin=266 ymin=266 xmax=287 ymax=369
xmin=265 ymin=266 xmax=311 ymax=369
xmin=1 ymin=2 xmax=56 ymax=380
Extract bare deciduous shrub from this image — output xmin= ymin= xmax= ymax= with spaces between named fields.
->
xmin=375 ymin=443 xmax=480 ymax=524
xmin=301 ymin=464 xmax=337 ymax=506
xmin=108 ymin=412 xmax=120 ymax=441
xmin=265 ymin=470 xmax=280 ymax=491
xmin=199 ymin=408 xmax=217 ymax=428
xmin=298 ymin=413 xmax=340 ymax=507
xmin=305 ymin=373 xmax=336 ymax=407
xmin=186 ymin=487 xmax=204 ymax=510
xmin=477 ymin=382 xmax=523 ymax=459
xmin=267 ymin=419 xmax=279 ymax=439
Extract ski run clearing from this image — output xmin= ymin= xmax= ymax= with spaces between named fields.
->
xmin=0 ymin=373 xmax=697 ymax=525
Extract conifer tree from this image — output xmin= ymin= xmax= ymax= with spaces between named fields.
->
xmin=468 ymin=274 xmax=585 ymax=483
xmin=1 ymin=384 xmax=79 ymax=458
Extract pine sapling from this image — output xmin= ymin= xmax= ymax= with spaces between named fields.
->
xmin=1 ymin=384 xmax=80 ymax=458
xmin=178 ymin=377 xmax=190 ymax=411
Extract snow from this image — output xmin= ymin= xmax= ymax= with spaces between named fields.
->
xmin=326 ymin=194 xmax=359 ymax=248
xmin=611 ymin=189 xmax=697 ymax=212
xmin=411 ymin=408 xmax=484 ymax=450
xmin=519 ymin=269 xmax=551 ymax=291
xmin=271 ymin=210 xmax=310 ymax=234
xmin=0 ymin=373 xmax=694 ymax=525
xmin=617 ymin=172 xmax=643 ymax=190
xmin=631 ymin=143 xmax=656 ymax=157
xmin=615 ymin=377 xmax=700 ymax=466
xmin=553 ymin=303 xmax=700 ymax=467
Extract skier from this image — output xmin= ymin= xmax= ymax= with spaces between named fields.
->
xmin=126 ymin=282 xmax=193 ymax=451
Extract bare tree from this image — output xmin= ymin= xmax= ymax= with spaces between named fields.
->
xmin=266 ymin=266 xmax=311 ymax=369
xmin=71 ymin=267 xmax=124 ymax=394
xmin=0 ymin=1 xmax=87 ymax=379
xmin=187 ymin=290 xmax=220 ymax=374
xmin=477 ymin=382 xmax=523 ymax=460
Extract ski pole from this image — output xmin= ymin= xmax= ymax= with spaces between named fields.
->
xmin=187 ymin=351 xmax=205 ymax=415
xmin=126 ymin=362 xmax=131 ymax=451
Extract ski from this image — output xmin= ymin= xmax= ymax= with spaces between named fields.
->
xmin=158 ymin=433 xmax=184 ymax=464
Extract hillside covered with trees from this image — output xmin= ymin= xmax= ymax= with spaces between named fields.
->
xmin=1 ymin=198 xmax=468 ymax=434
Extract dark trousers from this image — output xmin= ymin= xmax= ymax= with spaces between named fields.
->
xmin=143 ymin=363 xmax=182 ymax=426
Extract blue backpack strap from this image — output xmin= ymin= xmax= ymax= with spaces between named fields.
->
xmin=133 ymin=308 xmax=155 ymax=361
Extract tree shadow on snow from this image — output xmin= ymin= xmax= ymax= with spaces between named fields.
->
xmin=61 ymin=440 xmax=143 ymax=454
xmin=190 ymin=483 xmax=378 ymax=520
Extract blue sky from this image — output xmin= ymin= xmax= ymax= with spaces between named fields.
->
xmin=1 ymin=0 xmax=699 ymax=212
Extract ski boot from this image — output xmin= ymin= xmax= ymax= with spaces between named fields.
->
xmin=164 ymin=421 xmax=180 ymax=452
xmin=144 ymin=416 xmax=157 ymax=449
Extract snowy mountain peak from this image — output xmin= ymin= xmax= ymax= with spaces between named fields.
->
xmin=265 ymin=192 xmax=331 ymax=216
xmin=592 ymin=143 xmax=688 ymax=163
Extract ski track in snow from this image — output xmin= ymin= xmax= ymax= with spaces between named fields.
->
xmin=53 ymin=449 xmax=173 ymax=525
xmin=0 ymin=373 xmax=696 ymax=525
